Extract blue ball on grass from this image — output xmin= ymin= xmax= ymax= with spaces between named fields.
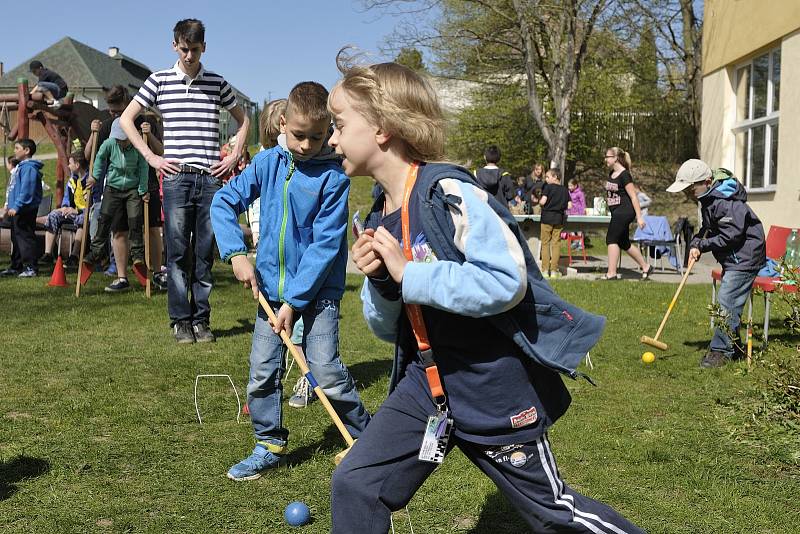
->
xmin=284 ymin=501 xmax=311 ymax=527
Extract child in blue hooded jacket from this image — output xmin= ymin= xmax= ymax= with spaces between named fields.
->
xmin=2 ymin=139 xmax=43 ymax=278
xmin=329 ymin=56 xmax=643 ymax=534
xmin=211 ymin=81 xmax=370 ymax=481
xmin=667 ymin=159 xmax=766 ymax=368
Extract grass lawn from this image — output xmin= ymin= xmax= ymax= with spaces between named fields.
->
xmin=1 ymin=268 xmax=798 ymax=533
xmin=1 ymin=177 xmax=798 ymax=533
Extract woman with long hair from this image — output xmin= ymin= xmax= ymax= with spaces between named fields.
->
xmin=602 ymin=147 xmax=652 ymax=280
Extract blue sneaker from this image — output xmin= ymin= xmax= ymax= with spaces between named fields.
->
xmin=226 ymin=444 xmax=284 ymax=481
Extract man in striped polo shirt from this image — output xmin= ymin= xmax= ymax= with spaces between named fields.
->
xmin=120 ymin=18 xmax=250 ymax=343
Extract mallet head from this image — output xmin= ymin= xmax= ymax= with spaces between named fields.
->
xmin=640 ymin=335 xmax=668 ymax=351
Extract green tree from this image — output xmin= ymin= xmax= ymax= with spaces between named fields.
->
xmin=394 ymin=47 xmax=426 ymax=72
xmin=630 ymin=25 xmax=660 ymax=108
xmin=368 ymin=0 xmax=609 ymax=174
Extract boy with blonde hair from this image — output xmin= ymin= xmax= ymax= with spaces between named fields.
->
xmin=332 ymin=55 xmax=643 ymax=533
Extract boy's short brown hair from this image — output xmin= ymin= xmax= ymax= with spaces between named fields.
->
xmin=546 ymin=168 xmax=562 ymax=182
xmin=173 ymin=19 xmax=205 ymax=44
xmin=286 ymin=82 xmax=330 ymax=122
xmin=69 ymin=150 xmax=87 ymax=169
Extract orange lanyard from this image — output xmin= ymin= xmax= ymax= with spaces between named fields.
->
xmin=401 ymin=163 xmax=446 ymax=405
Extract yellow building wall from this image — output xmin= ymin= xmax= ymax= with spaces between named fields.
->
xmin=704 ymin=0 xmax=800 ymax=74
xmin=702 ymin=30 xmax=800 ymax=232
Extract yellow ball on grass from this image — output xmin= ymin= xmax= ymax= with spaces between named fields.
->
xmin=641 ymin=351 xmax=656 ymax=364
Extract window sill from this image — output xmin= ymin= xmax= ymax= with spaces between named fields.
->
xmin=746 ymin=187 xmax=777 ymax=194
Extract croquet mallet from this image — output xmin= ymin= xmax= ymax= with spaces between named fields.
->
xmin=142 ymin=131 xmax=151 ymax=298
xmin=640 ymin=257 xmax=697 ymax=351
xmin=257 ymin=293 xmax=355 ymax=464
xmin=75 ymin=130 xmax=98 ymax=297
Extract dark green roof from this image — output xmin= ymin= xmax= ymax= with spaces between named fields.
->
xmin=1 ymin=36 xmax=253 ymax=105
xmin=0 ymin=36 xmax=149 ymax=93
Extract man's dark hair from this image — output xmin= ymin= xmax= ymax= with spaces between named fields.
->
xmin=287 ymin=81 xmax=330 ymax=122
xmin=29 ymin=60 xmax=43 ymax=72
xmin=16 ymin=138 xmax=37 ymax=157
xmin=105 ymin=85 xmax=130 ymax=106
xmin=484 ymin=145 xmax=501 ymax=164
xmin=8 ymin=157 xmax=19 ymax=167
xmin=173 ymin=19 xmax=205 ymax=44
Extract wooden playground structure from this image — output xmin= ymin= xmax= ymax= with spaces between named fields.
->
xmin=1 ymin=77 xmax=105 ymax=206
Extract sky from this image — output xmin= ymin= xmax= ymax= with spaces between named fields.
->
xmin=0 ymin=0 xmax=405 ymax=104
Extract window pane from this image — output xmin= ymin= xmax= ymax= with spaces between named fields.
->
xmin=736 ymin=66 xmax=750 ymax=121
xmin=753 ymin=54 xmax=769 ymax=118
xmin=770 ymin=124 xmax=779 ymax=185
xmin=772 ymin=49 xmax=781 ymax=112
xmin=751 ymin=125 xmax=765 ymax=188
xmin=735 ymin=130 xmax=748 ymax=181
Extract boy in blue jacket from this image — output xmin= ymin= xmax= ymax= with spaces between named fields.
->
xmin=2 ymin=139 xmax=43 ymax=278
xmin=211 ymin=81 xmax=370 ymax=481
xmin=667 ymin=159 xmax=766 ymax=368
xmin=330 ymin=58 xmax=643 ymax=533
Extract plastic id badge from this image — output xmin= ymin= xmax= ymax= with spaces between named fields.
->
xmin=352 ymin=210 xmax=364 ymax=238
xmin=418 ymin=412 xmax=453 ymax=464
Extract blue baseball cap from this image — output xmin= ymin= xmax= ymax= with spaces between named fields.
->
xmin=110 ymin=118 xmax=128 ymax=141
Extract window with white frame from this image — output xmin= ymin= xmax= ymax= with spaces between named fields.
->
xmin=733 ymin=47 xmax=780 ymax=190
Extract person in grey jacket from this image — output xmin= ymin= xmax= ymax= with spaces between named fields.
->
xmin=666 ymin=159 xmax=766 ymax=368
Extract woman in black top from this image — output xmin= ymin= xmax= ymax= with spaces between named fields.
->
xmin=602 ymin=147 xmax=652 ymax=280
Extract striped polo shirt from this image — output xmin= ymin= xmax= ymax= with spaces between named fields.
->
xmin=134 ymin=61 xmax=237 ymax=172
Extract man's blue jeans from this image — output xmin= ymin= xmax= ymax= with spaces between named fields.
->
xmin=247 ymin=299 xmax=371 ymax=451
xmin=162 ymin=172 xmax=221 ymax=326
xmin=712 ymin=269 xmax=758 ymax=355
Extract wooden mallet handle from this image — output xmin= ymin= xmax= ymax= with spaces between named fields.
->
xmin=257 ymin=293 xmax=355 ymax=448
xmin=640 ymin=257 xmax=697 ymax=350
xmin=142 ymin=131 xmax=151 ymax=298
xmin=75 ymin=131 xmax=98 ymax=297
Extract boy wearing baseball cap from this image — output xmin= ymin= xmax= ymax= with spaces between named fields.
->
xmin=82 ymin=118 xmax=150 ymax=293
xmin=667 ymin=159 xmax=766 ymax=368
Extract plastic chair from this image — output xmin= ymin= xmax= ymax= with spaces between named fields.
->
xmin=634 ymin=216 xmax=684 ymax=274
xmin=565 ymin=232 xmax=587 ymax=265
xmin=711 ymin=225 xmax=797 ymax=342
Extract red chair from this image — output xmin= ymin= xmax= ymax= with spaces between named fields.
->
xmin=565 ymin=232 xmax=587 ymax=265
xmin=711 ymin=225 xmax=798 ymax=342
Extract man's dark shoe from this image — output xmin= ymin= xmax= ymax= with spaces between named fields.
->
xmin=0 ymin=267 xmax=20 ymax=277
xmin=39 ymin=253 xmax=54 ymax=265
xmin=173 ymin=321 xmax=195 ymax=344
xmin=65 ymin=255 xmax=79 ymax=270
xmin=700 ymin=351 xmax=730 ymax=368
xmin=193 ymin=322 xmax=216 ymax=343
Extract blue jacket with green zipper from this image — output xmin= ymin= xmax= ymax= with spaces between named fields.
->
xmin=210 ymin=143 xmax=350 ymax=310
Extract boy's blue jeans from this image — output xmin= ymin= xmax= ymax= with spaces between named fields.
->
xmin=712 ymin=269 xmax=758 ymax=356
xmin=248 ymin=299 xmax=370 ymax=451
xmin=162 ymin=172 xmax=221 ymax=326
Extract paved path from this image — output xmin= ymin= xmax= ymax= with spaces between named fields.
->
xmin=346 ymin=250 xmax=718 ymax=284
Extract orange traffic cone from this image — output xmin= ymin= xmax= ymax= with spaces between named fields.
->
xmin=48 ymin=256 xmax=69 ymax=287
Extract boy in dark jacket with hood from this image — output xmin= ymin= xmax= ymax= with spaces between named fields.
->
xmin=475 ymin=145 xmax=514 ymax=207
xmin=2 ymin=139 xmax=43 ymax=278
xmin=667 ymin=159 xmax=766 ymax=368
